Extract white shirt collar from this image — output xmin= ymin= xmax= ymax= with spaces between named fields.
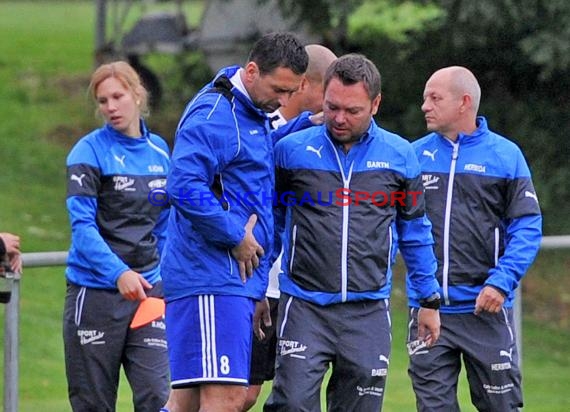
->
xmin=229 ymin=69 xmax=252 ymax=101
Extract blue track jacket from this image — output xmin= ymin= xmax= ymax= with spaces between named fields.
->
xmin=66 ymin=121 xmax=170 ymax=289
xmin=409 ymin=116 xmax=542 ymax=313
xmin=162 ymin=66 xmax=274 ymax=302
xmin=274 ymin=121 xmax=440 ymax=306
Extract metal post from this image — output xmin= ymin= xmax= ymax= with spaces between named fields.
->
xmin=514 ymin=286 xmax=523 ymax=411
xmin=515 ymin=287 xmax=522 ymax=365
xmin=95 ymin=0 xmax=107 ymax=64
xmin=2 ymin=252 xmax=67 ymax=411
xmin=3 ymin=271 xmax=20 ymax=412
xmin=22 ymin=251 xmax=69 ymax=267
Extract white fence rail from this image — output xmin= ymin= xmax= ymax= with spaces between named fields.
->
xmin=3 ymin=236 xmax=570 ymax=412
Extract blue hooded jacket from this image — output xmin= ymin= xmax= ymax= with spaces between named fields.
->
xmin=161 ymin=66 xmax=274 ymax=302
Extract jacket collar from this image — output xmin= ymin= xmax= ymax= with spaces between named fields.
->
xmin=325 ymin=120 xmax=376 ymax=149
xmin=457 ymin=116 xmax=488 ymax=143
xmin=104 ymin=119 xmax=149 ymax=143
xmin=211 ymin=66 xmax=267 ymax=119
xmin=436 ymin=116 xmax=489 ymax=146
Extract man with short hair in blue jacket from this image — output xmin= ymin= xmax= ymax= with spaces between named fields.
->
xmin=264 ymin=53 xmax=441 ymax=412
xmin=160 ymin=32 xmax=308 ymax=412
xmin=407 ymin=66 xmax=542 ymax=412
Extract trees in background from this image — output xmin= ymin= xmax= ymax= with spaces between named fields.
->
xmin=269 ymin=0 xmax=570 ymax=233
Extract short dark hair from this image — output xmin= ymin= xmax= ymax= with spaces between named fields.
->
xmin=248 ymin=32 xmax=308 ymax=76
xmin=324 ymin=53 xmax=381 ymax=100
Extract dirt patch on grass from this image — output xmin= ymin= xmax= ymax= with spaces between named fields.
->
xmin=40 ymin=73 xmax=96 ymax=148
xmin=46 ymin=72 xmax=181 ymax=149
xmin=47 ymin=123 xmax=95 ymax=149
xmin=523 ymin=249 xmax=570 ymax=328
xmin=55 ymin=74 xmax=90 ymax=98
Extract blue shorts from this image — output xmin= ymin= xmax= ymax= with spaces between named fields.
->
xmin=165 ymin=294 xmax=255 ymax=388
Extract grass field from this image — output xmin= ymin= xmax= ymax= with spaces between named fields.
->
xmin=1 ymin=1 xmax=569 ymax=411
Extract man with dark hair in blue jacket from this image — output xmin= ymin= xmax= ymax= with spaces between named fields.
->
xmin=160 ymin=32 xmax=308 ymax=412
xmin=407 ymin=66 xmax=542 ymax=411
xmin=243 ymin=44 xmax=338 ymax=412
xmin=264 ymin=53 xmax=441 ymax=412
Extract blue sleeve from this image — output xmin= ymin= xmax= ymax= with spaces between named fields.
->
xmin=271 ymin=205 xmax=286 ymax=264
xmin=153 ymin=207 xmax=170 ymax=257
xmin=398 ymin=216 xmax=440 ymax=299
xmin=271 ymin=139 xmax=286 ymax=264
xmin=67 ymin=196 xmax=130 ymax=283
xmin=398 ymin=143 xmax=439 ymax=299
xmin=271 ymin=111 xmax=313 ymax=145
xmin=486 ymin=145 xmax=542 ymax=295
xmin=167 ymin=98 xmax=245 ymax=248
xmin=66 ymin=137 xmax=130 ymax=283
xmin=506 ymin=155 xmax=541 ymax=217
xmin=485 ymin=214 xmax=542 ymax=295
xmin=150 ymin=133 xmax=171 ymax=256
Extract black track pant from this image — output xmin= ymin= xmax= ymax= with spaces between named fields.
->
xmin=63 ymin=282 xmax=169 ymax=412
xmin=408 ymin=308 xmax=522 ymax=412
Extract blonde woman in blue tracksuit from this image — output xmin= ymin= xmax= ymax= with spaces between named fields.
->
xmin=63 ymin=61 xmax=171 ymax=411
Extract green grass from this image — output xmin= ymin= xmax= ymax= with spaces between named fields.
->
xmin=0 ymin=1 xmax=569 ymax=411
xmin=4 ymin=259 xmax=570 ymax=411
xmin=0 ymin=1 xmax=94 ymax=253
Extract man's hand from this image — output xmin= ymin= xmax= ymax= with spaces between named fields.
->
xmin=0 ymin=232 xmax=20 ymax=255
xmin=253 ymin=298 xmax=272 ymax=340
xmin=0 ymin=232 xmax=22 ymax=273
xmin=117 ymin=270 xmax=152 ymax=301
xmin=309 ymin=112 xmax=324 ymax=125
xmin=9 ymin=254 xmax=22 ymax=273
xmin=231 ymin=214 xmax=265 ymax=282
xmin=417 ymin=307 xmax=441 ymax=347
xmin=474 ymin=286 xmax=505 ymax=315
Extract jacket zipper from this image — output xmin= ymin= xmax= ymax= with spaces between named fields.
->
xmin=387 ymin=225 xmax=393 ymax=279
xmin=289 ymin=225 xmax=297 ymax=273
xmin=442 ymin=141 xmax=459 ymax=305
xmin=494 ymin=227 xmax=500 ymax=266
xmin=340 ymin=168 xmax=353 ymax=302
xmin=329 ymin=141 xmax=354 ymax=302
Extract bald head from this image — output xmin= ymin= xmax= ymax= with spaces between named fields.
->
xmin=430 ymin=66 xmax=481 ymax=114
xmin=278 ymin=44 xmax=337 ymax=119
xmin=422 ymin=66 xmax=481 ymax=140
xmin=304 ymin=44 xmax=338 ymax=85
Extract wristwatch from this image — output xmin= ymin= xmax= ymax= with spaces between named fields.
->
xmin=419 ymin=292 xmax=441 ymax=310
